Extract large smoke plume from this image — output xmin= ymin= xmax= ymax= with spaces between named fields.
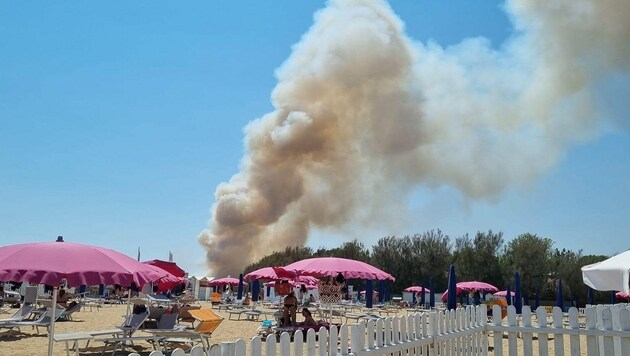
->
xmin=199 ymin=0 xmax=629 ymax=276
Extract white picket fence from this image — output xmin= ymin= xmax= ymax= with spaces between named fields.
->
xmin=137 ymin=304 xmax=630 ymax=356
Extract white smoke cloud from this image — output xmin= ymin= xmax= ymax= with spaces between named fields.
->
xmin=199 ymin=0 xmax=630 ymax=276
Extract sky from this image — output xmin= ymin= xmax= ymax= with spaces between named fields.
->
xmin=1 ymin=1 xmax=628 ymax=278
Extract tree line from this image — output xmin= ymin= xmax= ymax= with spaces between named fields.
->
xmin=244 ymin=230 xmax=619 ymax=307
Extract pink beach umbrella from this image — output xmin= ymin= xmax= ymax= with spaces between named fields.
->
xmin=244 ymin=267 xmax=296 ymax=281
xmin=0 ymin=237 xmax=171 ymax=356
xmin=441 ymin=281 xmax=499 ymax=302
xmin=494 ymin=290 xmax=516 ymax=297
xmin=209 ymin=276 xmax=247 ymax=287
xmin=244 ymin=267 xmax=319 ymax=285
xmin=282 ymin=257 xmax=395 ymax=281
xmin=265 ymin=280 xmax=318 ymax=289
xmin=404 ymin=286 xmax=431 ymax=293
xmin=456 ymin=281 xmax=499 ymax=292
xmin=615 ymin=291 xmax=630 ymax=300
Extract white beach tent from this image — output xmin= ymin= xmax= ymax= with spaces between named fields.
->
xmin=582 ymin=250 xmax=630 ymax=294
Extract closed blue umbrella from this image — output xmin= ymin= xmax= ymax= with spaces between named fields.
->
xmin=429 ymin=276 xmax=435 ymax=308
xmin=610 ymin=291 xmax=616 ymax=305
xmin=514 ymin=272 xmax=522 ymax=314
xmin=447 ymin=265 xmax=457 ymax=310
xmin=534 ymin=288 xmax=540 ymax=309
xmin=98 ymin=284 xmax=105 ymax=297
xmin=366 ymin=280 xmax=374 ymax=308
xmin=420 ymin=285 xmax=426 ymax=306
xmin=252 ymin=279 xmax=260 ymax=302
xmin=556 ymin=279 xmax=564 ymax=311
xmin=266 ymin=285 xmax=271 ymax=299
xmin=506 ymin=284 xmax=511 ymax=306
xmin=412 ymin=288 xmax=416 ymax=304
xmin=237 ymin=273 xmax=244 ymax=300
xmin=587 ymin=287 xmax=595 ymax=305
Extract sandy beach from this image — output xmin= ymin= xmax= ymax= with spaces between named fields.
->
xmin=0 ymin=301 xmax=590 ymax=355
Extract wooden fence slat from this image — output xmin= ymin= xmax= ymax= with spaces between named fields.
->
xmin=507 ymin=306 xmax=518 ymax=356
xmin=619 ymin=309 xmax=630 ymax=355
xmin=535 ymin=306 xmax=549 ymax=356
xmin=552 ymin=307 xmax=565 ymax=356
xmin=602 ymin=307 xmax=614 ymax=356
xmin=567 ymin=307 xmax=580 ymax=356
xmin=522 ymin=306 xmax=534 ymax=356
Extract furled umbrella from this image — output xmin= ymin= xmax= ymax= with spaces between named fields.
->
xmin=429 ymin=276 xmax=435 ymax=308
xmin=0 ymin=237 xmax=170 ymax=356
xmin=421 ymin=285 xmax=426 ymax=306
xmin=237 ymin=273 xmax=244 ymax=300
xmin=506 ymin=285 xmax=512 ymax=306
xmin=514 ymin=272 xmax=522 ymax=314
xmin=587 ymin=287 xmax=595 ymax=305
xmin=366 ymin=280 xmax=374 ymax=308
xmin=556 ymin=279 xmax=564 ymax=310
xmin=447 ymin=265 xmax=457 ymax=310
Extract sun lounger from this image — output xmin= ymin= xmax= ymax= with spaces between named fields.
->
xmin=54 ymin=331 xmax=96 ymax=356
xmin=146 ymin=309 xmax=223 ymax=354
xmin=0 ymin=304 xmax=35 ymax=323
xmin=82 ymin=309 xmax=149 ymax=341
xmin=343 ymin=312 xmax=381 ymax=324
xmin=59 ymin=301 xmax=84 ymax=321
xmin=0 ymin=308 xmax=64 ymax=334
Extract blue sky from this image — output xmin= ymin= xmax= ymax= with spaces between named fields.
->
xmin=1 ymin=1 xmax=628 ymax=277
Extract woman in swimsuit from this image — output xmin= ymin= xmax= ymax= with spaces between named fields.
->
xmin=282 ymin=290 xmax=298 ymax=326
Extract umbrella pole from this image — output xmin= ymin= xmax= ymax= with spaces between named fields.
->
xmin=47 ymin=286 xmax=58 ymax=356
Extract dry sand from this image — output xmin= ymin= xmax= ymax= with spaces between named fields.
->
xmin=0 ymin=302 xmax=590 ymax=355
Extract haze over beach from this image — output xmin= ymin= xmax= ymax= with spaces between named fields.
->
xmin=1 ymin=1 xmax=628 ymax=277
xmin=198 ymin=0 xmax=630 ymax=276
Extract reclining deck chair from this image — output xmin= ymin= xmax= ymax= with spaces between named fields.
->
xmin=0 ymin=308 xmax=64 ymax=334
xmin=146 ymin=308 xmax=223 ymax=354
xmin=0 ymin=304 xmax=35 ymax=323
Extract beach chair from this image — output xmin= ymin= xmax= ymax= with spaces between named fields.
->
xmin=0 ymin=304 xmax=35 ymax=323
xmin=100 ymin=314 xmax=179 ymax=356
xmin=226 ymin=307 xmax=248 ymax=320
xmin=0 ymin=308 xmax=64 ymax=334
xmin=59 ymin=300 xmax=84 ymax=321
xmin=146 ymin=309 xmax=223 ymax=354
xmin=88 ymin=309 xmax=149 ymax=339
xmin=95 ymin=310 xmax=155 ymax=355
xmin=178 ymin=304 xmax=202 ymax=326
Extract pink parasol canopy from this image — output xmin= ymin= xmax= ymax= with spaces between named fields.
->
xmin=494 ymin=290 xmax=515 ymax=297
xmin=616 ymin=291 xmax=630 ymax=299
xmin=0 ymin=240 xmax=170 ymax=287
xmin=264 ymin=280 xmax=318 ymax=289
xmin=456 ymin=281 xmax=499 ymax=292
xmin=244 ymin=267 xmax=319 ymax=285
xmin=404 ymin=286 xmax=431 ymax=293
xmin=244 ymin=267 xmax=296 ymax=281
xmin=282 ymin=257 xmax=395 ymax=281
xmin=441 ymin=281 xmax=499 ymax=302
xmin=0 ymin=238 xmax=171 ymax=356
xmin=209 ymin=276 xmax=247 ymax=286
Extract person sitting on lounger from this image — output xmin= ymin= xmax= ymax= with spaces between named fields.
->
xmin=301 ymin=308 xmax=316 ymax=325
xmin=282 ymin=291 xmax=298 ymax=326
xmin=57 ymin=288 xmax=71 ymax=307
